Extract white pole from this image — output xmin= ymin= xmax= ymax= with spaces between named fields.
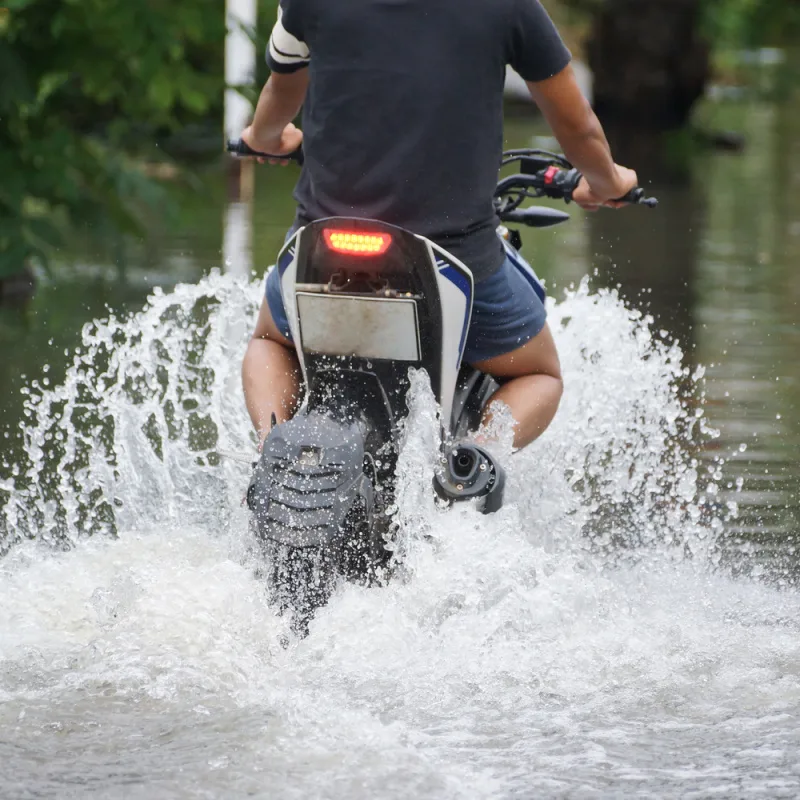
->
xmin=224 ymin=0 xmax=257 ymax=143
xmin=223 ymin=0 xmax=257 ymax=279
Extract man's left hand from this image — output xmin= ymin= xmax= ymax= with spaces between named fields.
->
xmin=240 ymin=123 xmax=303 ymax=166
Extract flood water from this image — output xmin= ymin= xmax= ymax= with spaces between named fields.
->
xmin=1 ymin=88 xmax=799 ymax=798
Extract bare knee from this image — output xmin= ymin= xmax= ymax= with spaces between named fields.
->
xmin=242 ymin=297 xmax=296 ymax=387
xmin=251 ymin=295 xmax=293 ymax=347
xmin=548 ymin=373 xmax=565 ymax=405
xmin=242 ymin=298 xmax=301 ymax=436
xmin=473 ymin=324 xmax=564 ymax=448
xmin=472 ymin=322 xmax=561 ymax=383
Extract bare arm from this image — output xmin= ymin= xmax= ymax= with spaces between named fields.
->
xmin=241 ymin=70 xmax=309 ymax=160
xmin=527 ymin=65 xmax=637 ymax=206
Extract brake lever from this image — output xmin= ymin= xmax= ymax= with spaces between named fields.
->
xmin=226 ymin=138 xmax=305 ymax=166
xmin=493 ymin=173 xmax=551 ymax=199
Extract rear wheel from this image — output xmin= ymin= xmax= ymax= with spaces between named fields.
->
xmin=260 ymin=500 xmax=392 ymax=637
xmin=264 ymin=541 xmax=337 ymax=638
xmin=336 ymin=498 xmax=392 ymax=584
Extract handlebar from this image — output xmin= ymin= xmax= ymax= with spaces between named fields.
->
xmin=226 ymin=138 xmax=305 ymax=166
xmin=495 ymin=160 xmax=657 ymax=210
xmin=616 ymin=187 xmax=659 ymax=208
xmin=223 ymin=141 xmax=656 ymax=223
xmin=493 ymin=151 xmax=658 ymax=226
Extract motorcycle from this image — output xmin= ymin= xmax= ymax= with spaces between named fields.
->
xmin=227 ymin=140 xmax=657 ymax=633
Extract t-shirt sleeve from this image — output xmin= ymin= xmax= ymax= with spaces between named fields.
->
xmin=266 ymin=0 xmax=310 ymax=74
xmin=507 ymin=0 xmax=571 ymax=83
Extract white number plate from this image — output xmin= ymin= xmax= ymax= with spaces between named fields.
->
xmin=296 ymin=292 xmax=420 ymax=362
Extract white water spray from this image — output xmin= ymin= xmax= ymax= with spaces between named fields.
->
xmin=5 ymin=273 xmax=798 ymax=799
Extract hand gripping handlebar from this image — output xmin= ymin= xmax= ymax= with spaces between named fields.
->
xmin=226 ymin=138 xmax=304 ymax=165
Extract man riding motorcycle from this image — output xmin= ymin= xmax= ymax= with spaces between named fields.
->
xmin=239 ymin=0 xmax=637 ymax=453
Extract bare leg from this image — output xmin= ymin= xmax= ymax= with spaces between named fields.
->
xmin=471 ymin=322 xmax=563 ymax=450
xmin=242 ymin=298 xmax=302 ymax=442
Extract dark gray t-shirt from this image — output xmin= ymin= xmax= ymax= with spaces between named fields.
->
xmin=267 ymin=0 xmax=570 ymax=281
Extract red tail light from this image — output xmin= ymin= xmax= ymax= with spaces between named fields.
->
xmin=323 ymin=229 xmax=392 ymax=256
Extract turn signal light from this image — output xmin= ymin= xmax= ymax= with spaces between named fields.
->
xmin=323 ymin=229 xmax=391 ymax=256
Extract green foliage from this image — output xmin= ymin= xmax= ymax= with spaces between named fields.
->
xmin=558 ymin=0 xmax=800 ymax=48
xmin=5 ymin=0 xmax=792 ymax=284
xmin=703 ymin=0 xmax=800 ymax=48
xmin=0 ymin=0 xmax=280 ymax=281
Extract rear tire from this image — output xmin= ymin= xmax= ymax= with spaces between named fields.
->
xmin=337 ymin=498 xmax=392 ymax=584
xmin=264 ymin=541 xmax=337 ymax=638
xmin=259 ymin=500 xmax=392 ymax=637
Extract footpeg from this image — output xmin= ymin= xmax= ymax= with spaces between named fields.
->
xmin=433 ymin=444 xmax=505 ymax=514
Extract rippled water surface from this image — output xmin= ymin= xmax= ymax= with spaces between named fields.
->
xmin=1 ymin=93 xmax=799 ymax=798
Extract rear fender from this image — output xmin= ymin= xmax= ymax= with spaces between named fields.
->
xmin=247 ymin=411 xmax=375 ymax=549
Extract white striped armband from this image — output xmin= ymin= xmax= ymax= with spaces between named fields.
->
xmin=266 ymin=8 xmax=310 ymax=73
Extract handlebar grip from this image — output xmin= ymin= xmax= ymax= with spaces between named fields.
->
xmin=226 ymin=138 xmax=304 ymax=166
xmin=540 ymin=166 xmax=583 ymax=202
xmin=615 ymin=187 xmax=658 ymax=208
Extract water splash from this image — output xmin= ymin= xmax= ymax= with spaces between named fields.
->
xmin=2 ymin=270 xmax=259 ymax=553
xmin=1 ymin=273 xmax=719 ymax=563
xmin=392 ymin=279 xmax=721 ymax=575
xmin=8 ymin=272 xmax=799 ymax=798
xmin=532 ymin=281 xmax=721 ymax=563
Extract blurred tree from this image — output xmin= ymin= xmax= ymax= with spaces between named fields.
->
xmin=0 ymin=0 xmax=280 ymax=294
xmin=563 ymin=0 xmax=800 ymax=131
xmin=1 ymin=0 xmax=796 ymax=295
xmin=586 ymin=0 xmax=709 ymax=130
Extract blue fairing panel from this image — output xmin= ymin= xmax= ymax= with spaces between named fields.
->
xmin=428 ymin=243 xmax=474 ymax=433
xmin=277 ymin=237 xmax=298 ymax=276
xmin=438 ymin=265 xmax=472 ymax=360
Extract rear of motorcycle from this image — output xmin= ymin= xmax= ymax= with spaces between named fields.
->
xmin=247 ymin=218 xmax=484 ymax=633
xmin=231 ymin=145 xmax=656 ymax=634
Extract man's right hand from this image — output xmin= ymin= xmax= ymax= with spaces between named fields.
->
xmin=526 ymin=67 xmax=640 ymax=212
xmin=240 ymin=122 xmax=304 ymax=166
xmin=572 ymin=165 xmax=638 ymax=212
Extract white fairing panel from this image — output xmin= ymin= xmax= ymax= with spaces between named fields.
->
xmin=297 ymin=293 xmax=420 ymax=361
xmin=277 ymin=228 xmax=307 ymax=382
xmin=277 ymin=225 xmax=473 ymax=434
xmin=425 ymin=241 xmax=474 ymax=432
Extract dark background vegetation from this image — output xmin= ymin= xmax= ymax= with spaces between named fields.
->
xmin=1 ymin=0 xmax=798 ymax=292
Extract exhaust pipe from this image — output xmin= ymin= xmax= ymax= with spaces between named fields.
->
xmin=433 ymin=444 xmax=505 ymax=514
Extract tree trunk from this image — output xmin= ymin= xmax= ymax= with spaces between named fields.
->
xmin=587 ymin=0 xmax=710 ymax=130
xmin=0 ymin=266 xmax=36 ymax=306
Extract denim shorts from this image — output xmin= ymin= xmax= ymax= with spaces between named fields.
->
xmin=265 ymin=241 xmax=547 ymax=364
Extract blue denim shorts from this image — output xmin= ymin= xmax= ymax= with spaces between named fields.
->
xmin=265 ymin=242 xmax=547 ymax=364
